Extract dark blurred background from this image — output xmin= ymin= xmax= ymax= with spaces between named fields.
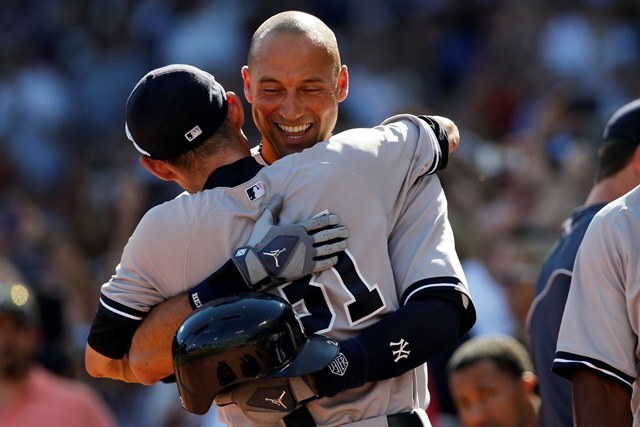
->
xmin=0 ymin=0 xmax=638 ymax=426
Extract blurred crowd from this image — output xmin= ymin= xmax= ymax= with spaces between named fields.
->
xmin=1 ymin=0 xmax=639 ymax=426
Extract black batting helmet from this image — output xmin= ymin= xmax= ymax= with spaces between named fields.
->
xmin=172 ymin=292 xmax=338 ymax=415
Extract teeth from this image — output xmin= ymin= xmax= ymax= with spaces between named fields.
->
xmin=278 ymin=123 xmax=311 ymax=133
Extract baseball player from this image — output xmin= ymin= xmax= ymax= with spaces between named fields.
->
xmin=528 ymin=98 xmax=640 ymax=426
xmin=126 ymin=9 xmax=463 ymax=385
xmin=85 ymin=64 xmax=475 ymax=427
xmin=552 ymin=101 xmax=640 ymax=427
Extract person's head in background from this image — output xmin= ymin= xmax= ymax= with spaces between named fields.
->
xmin=585 ymin=98 xmax=640 ymax=206
xmin=447 ymin=335 xmax=539 ymax=427
xmin=242 ymin=10 xmax=349 ymax=164
xmin=0 ymin=280 xmax=41 ymax=385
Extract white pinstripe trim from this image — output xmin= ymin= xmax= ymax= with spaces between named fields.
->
xmin=404 ymin=282 xmax=468 ymax=305
xmin=99 ymin=298 xmax=144 ymax=321
xmin=554 ymin=358 xmax=634 ymax=389
xmin=525 ymin=268 xmax=571 ymax=333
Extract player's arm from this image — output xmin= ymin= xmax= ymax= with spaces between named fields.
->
xmin=85 ymin=292 xmax=149 ymax=382
xmin=128 ymin=200 xmax=349 ymax=384
xmin=128 ymin=291 xmax=192 ymax=384
xmin=85 ymin=345 xmax=139 ymax=383
xmin=572 ymin=367 xmax=632 ymax=426
xmin=312 ymin=285 xmax=473 ymax=397
xmin=314 ymin=168 xmax=474 ymax=396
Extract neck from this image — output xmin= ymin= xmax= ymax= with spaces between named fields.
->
xmin=585 ymin=171 xmax=638 ymax=206
xmin=0 ymin=372 xmax=31 ymax=408
xmin=182 ymin=136 xmax=252 ymax=193
xmin=523 ymin=394 xmax=541 ymax=427
xmin=260 ymin=142 xmax=276 ymax=165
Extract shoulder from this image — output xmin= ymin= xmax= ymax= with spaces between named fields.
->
xmin=124 ymin=192 xmax=219 ymax=256
xmin=329 ymin=114 xmax=426 ymax=147
xmin=590 ymin=189 xmax=640 ymax=235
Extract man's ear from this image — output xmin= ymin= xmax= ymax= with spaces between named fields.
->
xmin=521 ymin=371 xmax=538 ymax=395
xmin=337 ymin=65 xmax=349 ymax=103
xmin=241 ymin=66 xmax=252 ymax=103
xmin=139 ymin=156 xmax=176 ymax=182
xmin=226 ymin=92 xmax=245 ymax=130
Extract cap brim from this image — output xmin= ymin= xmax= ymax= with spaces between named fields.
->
xmin=272 ymin=336 xmax=339 ymax=378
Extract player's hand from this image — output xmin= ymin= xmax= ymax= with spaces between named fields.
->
xmin=214 ymin=376 xmax=317 ymax=423
xmin=232 ymin=195 xmax=349 ymax=291
xmin=433 ymin=115 xmax=460 ymax=153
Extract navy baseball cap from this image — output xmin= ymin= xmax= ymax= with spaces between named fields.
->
xmin=0 ymin=281 xmax=40 ymax=326
xmin=603 ymin=98 xmax=640 ymax=144
xmin=125 ymin=64 xmax=229 ymax=160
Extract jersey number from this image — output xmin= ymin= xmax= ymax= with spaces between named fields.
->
xmin=280 ymin=251 xmax=386 ymax=335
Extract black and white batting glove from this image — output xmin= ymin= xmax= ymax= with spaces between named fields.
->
xmin=214 ymin=376 xmax=317 ymax=423
xmin=232 ymin=195 xmax=349 ymax=291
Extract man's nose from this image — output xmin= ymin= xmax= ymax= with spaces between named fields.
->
xmin=279 ymin=92 xmax=304 ymax=121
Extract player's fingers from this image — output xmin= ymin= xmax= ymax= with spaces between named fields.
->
xmin=311 ymin=226 xmax=349 ymax=244
xmin=314 ymin=240 xmax=347 ymax=258
xmin=312 ymin=255 xmax=339 ymax=272
xmin=298 ymin=214 xmax=339 ymax=231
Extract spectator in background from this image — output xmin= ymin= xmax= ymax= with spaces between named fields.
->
xmin=0 ymin=279 xmax=117 ymax=427
xmin=447 ymin=335 xmax=539 ymax=427
xmin=528 ymin=98 xmax=640 ymax=427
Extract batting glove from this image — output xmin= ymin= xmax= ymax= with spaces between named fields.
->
xmin=232 ymin=195 xmax=349 ymax=291
xmin=215 ymin=376 xmax=317 ymax=424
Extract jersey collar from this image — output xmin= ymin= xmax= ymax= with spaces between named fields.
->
xmin=202 ymin=156 xmax=263 ymax=190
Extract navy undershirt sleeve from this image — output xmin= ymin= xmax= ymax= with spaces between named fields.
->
xmin=315 ymin=294 xmax=463 ymax=397
xmin=87 ymin=309 xmax=141 ymax=359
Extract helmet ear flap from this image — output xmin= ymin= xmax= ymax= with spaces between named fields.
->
xmin=172 ymin=292 xmax=338 ymax=415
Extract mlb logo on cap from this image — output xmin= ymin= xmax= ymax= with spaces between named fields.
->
xmin=185 ymin=126 xmax=203 ymax=142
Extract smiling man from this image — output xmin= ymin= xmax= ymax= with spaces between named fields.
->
xmin=242 ymin=12 xmax=349 ymax=164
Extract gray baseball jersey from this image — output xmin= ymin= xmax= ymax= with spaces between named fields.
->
xmin=553 ymin=185 xmax=640 ymax=424
xmin=99 ymin=115 xmax=471 ymax=426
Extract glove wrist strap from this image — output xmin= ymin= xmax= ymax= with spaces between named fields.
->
xmin=232 ymin=246 xmax=270 ymax=290
xmin=187 ymin=259 xmax=249 ymax=310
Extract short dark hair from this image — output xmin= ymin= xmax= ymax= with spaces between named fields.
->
xmin=447 ymin=335 xmax=534 ymax=380
xmin=594 ymin=138 xmax=637 ymax=183
xmin=165 ymin=118 xmax=234 ymax=174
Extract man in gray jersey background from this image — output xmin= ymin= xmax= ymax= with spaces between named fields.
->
xmin=552 ymin=99 xmax=640 ymax=426
xmin=86 ymin=11 xmax=475 ymax=427
xmin=528 ymin=98 xmax=640 ymax=426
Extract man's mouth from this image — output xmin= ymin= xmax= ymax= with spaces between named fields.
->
xmin=277 ymin=123 xmax=312 ymax=140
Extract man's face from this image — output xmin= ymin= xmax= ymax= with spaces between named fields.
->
xmin=0 ymin=315 xmax=38 ymax=380
xmin=449 ymin=359 xmax=531 ymax=427
xmin=243 ymin=33 xmax=348 ymax=163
